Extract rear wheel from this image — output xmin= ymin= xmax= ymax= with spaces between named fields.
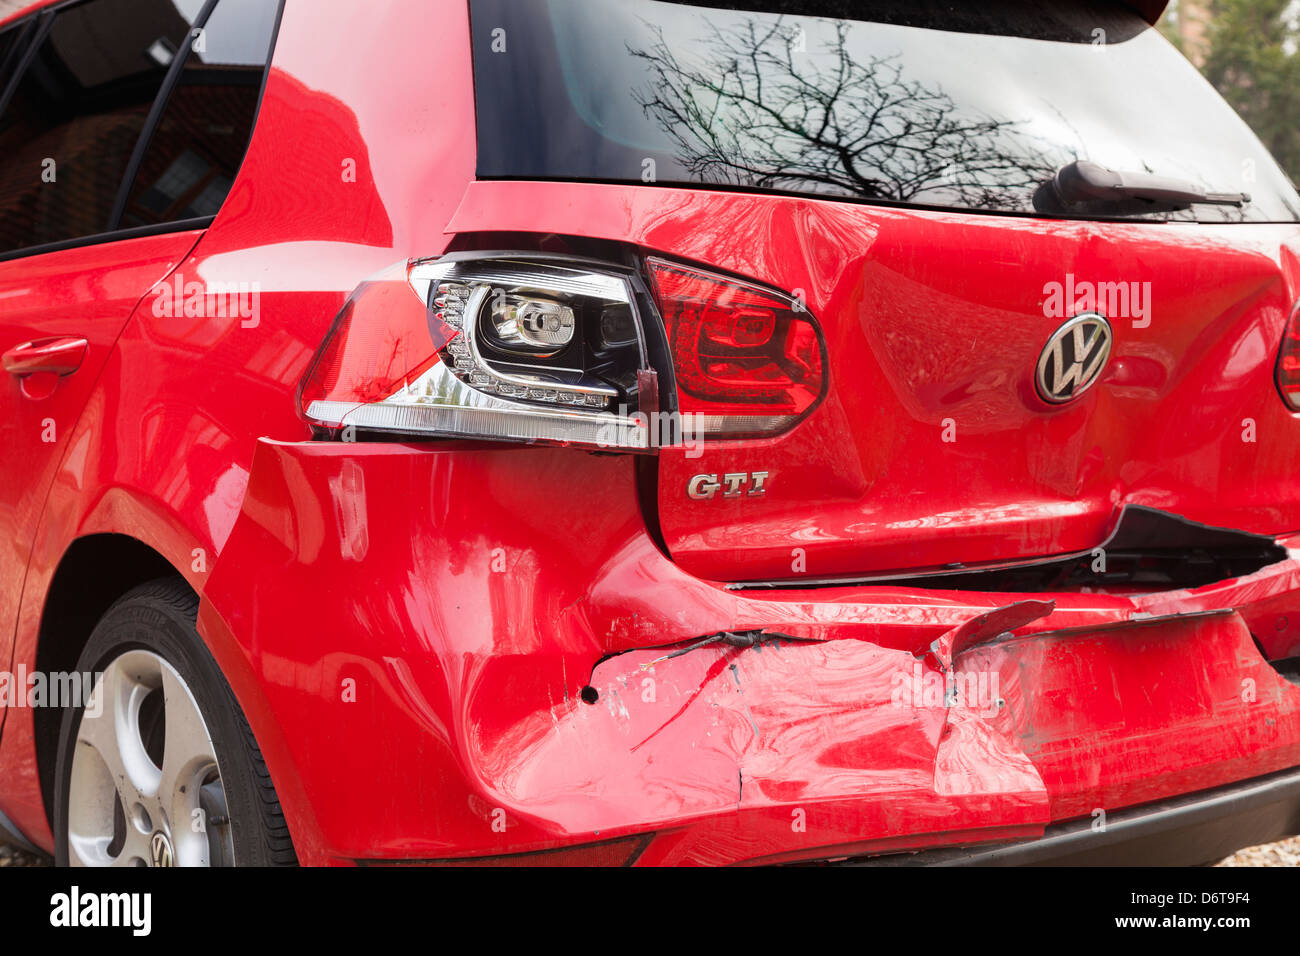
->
xmin=53 ymin=579 xmax=295 ymax=867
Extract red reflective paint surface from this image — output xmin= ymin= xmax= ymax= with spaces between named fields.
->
xmin=449 ymin=181 xmax=1300 ymax=582
xmin=0 ymin=0 xmax=1296 ymax=865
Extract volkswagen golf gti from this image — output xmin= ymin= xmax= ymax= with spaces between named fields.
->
xmin=0 ymin=0 xmax=1299 ymax=867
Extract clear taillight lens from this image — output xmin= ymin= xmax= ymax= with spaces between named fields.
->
xmin=647 ymin=258 xmax=825 ymax=439
xmin=299 ymin=255 xmax=657 ymax=449
xmin=1278 ymin=301 xmax=1300 ymax=410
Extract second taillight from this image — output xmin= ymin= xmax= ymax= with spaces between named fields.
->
xmin=1278 ymin=300 xmax=1300 ymax=410
xmin=647 ymin=258 xmax=825 ymax=439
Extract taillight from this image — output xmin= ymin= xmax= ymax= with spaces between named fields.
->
xmin=299 ymin=252 xmax=825 ymax=448
xmin=647 ymin=258 xmax=825 ymax=439
xmin=299 ymin=254 xmax=660 ymax=449
xmin=1277 ymin=300 xmax=1300 ymax=410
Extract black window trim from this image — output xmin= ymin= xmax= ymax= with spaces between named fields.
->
xmin=0 ymin=10 xmax=52 ymax=118
xmin=0 ymin=13 xmax=40 ymax=106
xmin=106 ymin=0 xmax=222 ymax=231
xmin=0 ymin=216 xmax=216 ymax=264
xmin=0 ymin=0 xmax=286 ymax=264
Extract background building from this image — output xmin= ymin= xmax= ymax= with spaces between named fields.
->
xmin=1169 ymin=0 xmax=1213 ymax=65
xmin=1162 ymin=0 xmax=1300 ymax=182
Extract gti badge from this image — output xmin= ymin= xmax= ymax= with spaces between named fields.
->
xmin=688 ymin=471 xmax=770 ymax=500
xmin=1036 ymin=312 xmax=1113 ymax=404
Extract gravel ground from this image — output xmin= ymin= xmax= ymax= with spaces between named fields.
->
xmin=4 ymin=836 xmax=1298 ymax=867
xmin=1214 ymin=835 xmax=1300 ymax=867
xmin=0 ymin=843 xmax=46 ymax=867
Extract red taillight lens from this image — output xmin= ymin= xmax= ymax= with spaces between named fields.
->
xmin=647 ymin=258 xmax=824 ymax=438
xmin=1278 ymin=301 xmax=1300 ymax=410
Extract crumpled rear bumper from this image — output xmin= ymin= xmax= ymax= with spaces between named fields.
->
xmin=199 ymin=439 xmax=1300 ymax=865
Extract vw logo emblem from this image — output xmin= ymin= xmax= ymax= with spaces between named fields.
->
xmin=150 ymin=831 xmax=174 ymax=867
xmin=1036 ymin=312 xmax=1113 ymax=404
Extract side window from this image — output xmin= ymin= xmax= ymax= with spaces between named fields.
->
xmin=120 ymin=0 xmax=279 ymax=229
xmin=0 ymin=0 xmax=206 ymax=255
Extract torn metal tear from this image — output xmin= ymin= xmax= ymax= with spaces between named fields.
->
xmin=638 ymin=628 xmax=813 ymax=670
xmin=924 ymin=600 xmax=1056 ymax=673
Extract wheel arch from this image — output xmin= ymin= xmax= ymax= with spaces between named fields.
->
xmin=32 ymin=534 xmax=183 ymax=829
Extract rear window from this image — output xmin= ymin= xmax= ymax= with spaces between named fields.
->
xmin=469 ymin=0 xmax=1300 ymax=223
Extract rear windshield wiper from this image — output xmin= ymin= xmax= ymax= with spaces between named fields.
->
xmin=1051 ymin=160 xmax=1251 ymax=210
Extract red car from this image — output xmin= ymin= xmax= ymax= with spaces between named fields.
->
xmin=0 ymin=0 xmax=1298 ymax=868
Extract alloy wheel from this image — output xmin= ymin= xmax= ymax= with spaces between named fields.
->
xmin=67 ymin=649 xmax=234 ymax=867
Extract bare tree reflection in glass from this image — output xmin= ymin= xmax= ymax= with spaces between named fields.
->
xmin=629 ymin=17 xmax=1056 ymax=210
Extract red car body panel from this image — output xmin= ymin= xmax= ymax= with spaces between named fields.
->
xmin=0 ymin=230 xmax=203 ymax=679
xmin=1 ymin=0 xmax=1299 ymax=865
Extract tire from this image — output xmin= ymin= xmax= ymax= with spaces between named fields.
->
xmin=53 ymin=578 xmax=295 ymax=866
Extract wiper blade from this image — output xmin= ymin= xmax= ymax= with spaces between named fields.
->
xmin=1052 ymin=160 xmax=1251 ymax=209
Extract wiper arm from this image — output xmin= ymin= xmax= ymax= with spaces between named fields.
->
xmin=1053 ymin=160 xmax=1251 ymax=209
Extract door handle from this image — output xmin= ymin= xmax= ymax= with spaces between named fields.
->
xmin=2 ymin=336 xmax=88 ymax=377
